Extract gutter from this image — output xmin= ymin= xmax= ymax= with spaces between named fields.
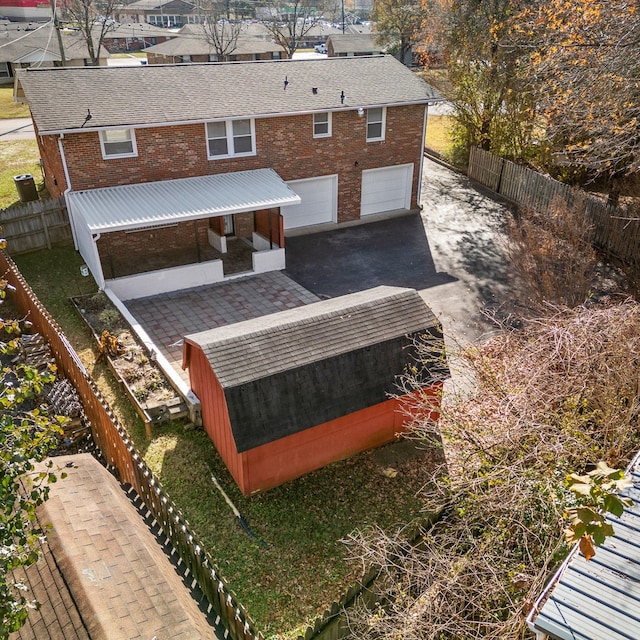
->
xmin=36 ymin=98 xmax=446 ymax=136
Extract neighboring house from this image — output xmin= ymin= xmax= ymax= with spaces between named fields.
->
xmin=183 ymin=286 xmax=447 ymax=495
xmin=0 ymin=23 xmax=108 ymax=94
xmin=9 ymin=454 xmax=217 ymax=640
xmin=18 ymin=56 xmax=442 ymax=299
xmin=144 ymin=25 xmax=285 ymax=62
xmin=115 ymin=0 xmax=201 ymax=27
xmin=100 ymin=22 xmax=177 ymax=53
xmin=527 ymin=451 xmax=640 ymax=640
xmin=327 ymin=33 xmax=383 ymax=57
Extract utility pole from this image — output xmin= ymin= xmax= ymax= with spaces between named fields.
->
xmin=50 ymin=0 xmax=67 ymax=66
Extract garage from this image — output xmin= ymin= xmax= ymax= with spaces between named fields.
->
xmin=282 ymin=175 xmax=337 ymax=230
xmin=361 ymin=164 xmax=414 ymax=217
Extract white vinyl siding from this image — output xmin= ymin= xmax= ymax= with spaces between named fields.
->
xmin=366 ymin=106 xmax=386 ymax=142
xmin=206 ymin=119 xmax=255 ymax=159
xmin=100 ymin=128 xmax=137 ymax=159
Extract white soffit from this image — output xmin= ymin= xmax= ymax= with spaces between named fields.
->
xmin=68 ymin=168 xmax=301 ymax=233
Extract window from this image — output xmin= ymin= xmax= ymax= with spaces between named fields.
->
xmin=100 ymin=128 xmax=137 ymax=159
xmin=206 ymin=119 xmax=255 ymax=159
xmin=313 ymin=112 xmax=332 ymax=138
xmin=366 ymin=107 xmax=385 ymax=142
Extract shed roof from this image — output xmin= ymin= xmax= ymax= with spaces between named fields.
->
xmin=18 ymin=55 xmax=443 ymax=133
xmin=529 ymin=453 xmax=640 ymax=640
xmin=67 ymin=168 xmax=300 ymax=233
xmin=185 ymin=286 xmax=445 ymax=452
xmin=186 ymin=285 xmax=439 ymax=388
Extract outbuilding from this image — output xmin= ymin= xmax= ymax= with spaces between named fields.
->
xmin=183 ymin=286 xmax=447 ymax=495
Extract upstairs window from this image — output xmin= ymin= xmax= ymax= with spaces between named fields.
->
xmin=206 ymin=119 xmax=255 ymax=159
xmin=100 ymin=128 xmax=137 ymax=159
xmin=313 ymin=112 xmax=332 ymax=138
xmin=366 ymin=107 xmax=385 ymax=142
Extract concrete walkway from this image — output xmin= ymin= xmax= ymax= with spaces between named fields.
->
xmin=0 ymin=117 xmax=35 ymax=140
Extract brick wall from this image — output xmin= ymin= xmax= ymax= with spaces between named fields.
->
xmin=97 ymin=219 xmax=210 ymax=278
xmin=41 ymin=104 xmax=426 ymax=223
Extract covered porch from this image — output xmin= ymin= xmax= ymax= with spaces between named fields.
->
xmin=66 ymin=168 xmax=301 ymax=300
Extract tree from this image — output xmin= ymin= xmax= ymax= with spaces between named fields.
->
xmin=260 ymin=0 xmax=323 ymax=58
xmin=371 ymin=0 xmax=425 ymax=65
xmin=62 ymin=0 xmax=118 ymax=66
xmin=0 ymin=241 xmax=66 ymax=635
xmin=343 ymin=301 xmax=640 ymax=638
xmin=516 ymin=0 xmax=640 ymax=196
xmin=199 ymin=0 xmax=243 ymax=61
xmin=444 ymin=0 xmax=539 ymax=162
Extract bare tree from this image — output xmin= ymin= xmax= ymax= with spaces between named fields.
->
xmin=260 ymin=0 xmax=322 ymax=59
xmin=343 ymin=301 xmax=640 ymax=638
xmin=199 ymin=0 xmax=243 ymax=60
xmin=62 ymin=0 xmax=118 ymax=66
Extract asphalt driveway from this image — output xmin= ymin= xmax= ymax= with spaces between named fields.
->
xmin=284 ymin=212 xmax=456 ymax=297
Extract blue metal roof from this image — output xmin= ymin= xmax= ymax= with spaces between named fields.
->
xmin=529 ymin=456 xmax=640 ymax=640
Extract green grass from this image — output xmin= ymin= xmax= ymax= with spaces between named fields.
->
xmin=13 ymin=246 xmax=441 ymax=639
xmin=0 ymin=139 xmax=42 ymax=209
xmin=0 ymin=87 xmax=30 ymax=119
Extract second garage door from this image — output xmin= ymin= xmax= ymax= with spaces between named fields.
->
xmin=282 ymin=175 xmax=338 ymax=230
xmin=360 ymin=164 xmax=414 ymax=217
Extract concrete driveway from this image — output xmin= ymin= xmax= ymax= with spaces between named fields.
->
xmin=0 ymin=118 xmax=35 ymax=141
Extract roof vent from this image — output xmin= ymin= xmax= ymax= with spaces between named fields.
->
xmin=312 ymin=87 xmax=318 ymax=94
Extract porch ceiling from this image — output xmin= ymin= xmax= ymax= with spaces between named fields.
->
xmin=68 ymin=168 xmax=301 ymax=233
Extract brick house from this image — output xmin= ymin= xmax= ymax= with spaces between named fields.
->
xmin=18 ymin=56 xmax=442 ymax=299
xmin=115 ymin=0 xmax=200 ymax=28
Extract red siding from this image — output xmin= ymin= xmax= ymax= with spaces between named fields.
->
xmin=40 ymin=105 xmax=426 ymax=223
xmin=186 ymin=339 xmax=443 ymax=496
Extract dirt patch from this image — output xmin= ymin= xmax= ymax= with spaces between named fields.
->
xmin=70 ymin=292 xmax=186 ymax=422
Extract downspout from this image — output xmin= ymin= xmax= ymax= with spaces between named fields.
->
xmin=417 ymin=104 xmax=428 ymax=207
xmin=58 ymin=134 xmax=76 ymax=247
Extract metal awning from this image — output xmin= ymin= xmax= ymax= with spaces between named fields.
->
xmin=68 ymin=168 xmax=301 ymax=233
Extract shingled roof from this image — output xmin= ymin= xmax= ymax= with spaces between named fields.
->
xmin=18 ymin=55 xmax=443 ymax=133
xmin=184 ymin=286 xmax=445 ymax=452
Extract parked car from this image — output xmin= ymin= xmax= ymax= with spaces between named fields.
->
xmin=314 ymin=43 xmax=327 ymax=54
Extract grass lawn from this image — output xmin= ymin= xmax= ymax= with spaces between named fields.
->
xmin=13 ymin=246 xmax=441 ymax=639
xmin=0 ymin=139 xmax=43 ymax=209
xmin=425 ymin=115 xmax=454 ymax=156
xmin=0 ymin=87 xmax=30 ymax=119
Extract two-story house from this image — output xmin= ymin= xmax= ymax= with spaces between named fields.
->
xmin=18 ymin=56 xmax=442 ymax=300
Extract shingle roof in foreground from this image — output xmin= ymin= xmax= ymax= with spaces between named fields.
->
xmin=18 ymin=55 xmax=443 ymax=133
xmin=529 ymin=452 xmax=640 ymax=640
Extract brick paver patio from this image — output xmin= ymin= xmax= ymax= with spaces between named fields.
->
xmin=124 ymin=271 xmax=319 ymax=384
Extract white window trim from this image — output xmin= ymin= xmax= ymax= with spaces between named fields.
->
xmin=366 ymin=106 xmax=386 ymax=142
xmin=313 ymin=112 xmax=332 ymax=139
xmin=205 ymin=118 xmax=256 ymax=160
xmin=99 ymin=128 xmax=138 ymax=159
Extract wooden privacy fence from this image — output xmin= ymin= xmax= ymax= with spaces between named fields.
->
xmin=468 ymin=146 xmax=640 ymax=268
xmin=0 ymin=196 xmax=72 ymax=255
xmin=0 ymin=250 xmax=262 ymax=640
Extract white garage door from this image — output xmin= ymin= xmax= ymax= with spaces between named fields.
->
xmin=361 ymin=164 xmax=414 ymax=217
xmin=282 ymin=175 xmax=337 ymax=230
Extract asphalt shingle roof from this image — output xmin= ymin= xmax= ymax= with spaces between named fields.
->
xmin=145 ymin=33 xmax=283 ymax=56
xmin=185 ymin=286 xmax=446 ymax=452
xmin=327 ymin=33 xmax=383 ymax=54
xmin=18 ymin=55 xmax=443 ymax=133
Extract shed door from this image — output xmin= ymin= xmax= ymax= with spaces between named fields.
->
xmin=360 ymin=164 xmax=414 ymax=216
xmin=282 ymin=175 xmax=337 ymax=230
